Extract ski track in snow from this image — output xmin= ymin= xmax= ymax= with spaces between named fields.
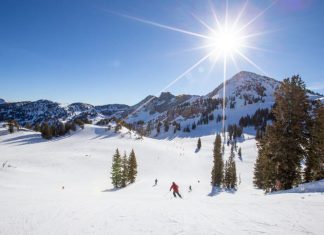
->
xmin=0 ymin=125 xmax=323 ymax=235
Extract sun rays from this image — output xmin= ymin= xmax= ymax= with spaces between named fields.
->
xmin=110 ymin=1 xmax=276 ymax=131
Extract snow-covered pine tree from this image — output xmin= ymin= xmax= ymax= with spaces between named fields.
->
xmin=128 ymin=149 xmax=138 ymax=183
xmin=211 ymin=134 xmax=223 ymax=187
xmin=197 ymin=137 xmax=201 ymax=150
xmin=121 ymin=152 xmax=129 ymax=187
xmin=111 ymin=148 xmax=122 ymax=188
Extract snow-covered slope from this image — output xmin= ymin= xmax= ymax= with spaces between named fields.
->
xmin=0 ymin=125 xmax=323 ymax=234
xmin=125 ymin=92 xmax=199 ymax=123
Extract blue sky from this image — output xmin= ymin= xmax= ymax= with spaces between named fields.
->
xmin=0 ymin=0 xmax=323 ymax=105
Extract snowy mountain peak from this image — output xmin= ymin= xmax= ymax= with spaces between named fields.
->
xmin=232 ymin=71 xmax=267 ymax=80
xmin=0 ymin=98 xmax=5 ymax=104
xmin=207 ymin=71 xmax=280 ymax=102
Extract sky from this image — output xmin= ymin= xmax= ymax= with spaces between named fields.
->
xmin=0 ymin=0 xmax=323 ymax=105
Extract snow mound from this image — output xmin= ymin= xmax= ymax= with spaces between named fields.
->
xmin=273 ymin=179 xmax=324 ymax=194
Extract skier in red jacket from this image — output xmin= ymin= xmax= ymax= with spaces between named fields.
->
xmin=170 ymin=182 xmax=182 ymax=198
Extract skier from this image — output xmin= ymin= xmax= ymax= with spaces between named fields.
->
xmin=154 ymin=178 xmax=158 ymax=186
xmin=170 ymin=182 xmax=182 ymax=198
xmin=188 ymin=185 xmax=192 ymax=192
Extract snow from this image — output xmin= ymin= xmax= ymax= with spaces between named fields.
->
xmin=126 ymin=109 xmax=162 ymax=123
xmin=319 ymin=97 xmax=324 ymax=104
xmin=207 ymin=71 xmax=279 ymax=100
xmin=272 ymin=179 xmax=324 ymax=194
xmin=0 ymin=125 xmax=323 ymax=235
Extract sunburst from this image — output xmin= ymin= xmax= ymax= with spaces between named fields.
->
xmin=109 ymin=0 xmax=276 ymax=136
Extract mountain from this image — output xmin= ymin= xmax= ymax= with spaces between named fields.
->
xmin=125 ymin=92 xmax=199 ymax=123
xmin=206 ymin=71 xmax=279 ymax=101
xmin=0 ymin=71 xmax=322 ymax=136
xmin=0 ymin=100 xmax=128 ymax=126
xmin=120 ymin=71 xmax=282 ymax=138
xmin=95 ymin=104 xmax=129 ymax=116
xmin=0 ymin=98 xmax=5 ymax=104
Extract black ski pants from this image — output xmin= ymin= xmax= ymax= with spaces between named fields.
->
xmin=173 ymin=191 xmax=182 ymax=198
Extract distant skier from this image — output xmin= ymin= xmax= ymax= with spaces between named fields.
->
xmin=188 ymin=185 xmax=192 ymax=192
xmin=154 ymin=179 xmax=158 ymax=186
xmin=170 ymin=182 xmax=182 ymax=198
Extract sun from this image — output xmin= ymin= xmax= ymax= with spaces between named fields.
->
xmin=209 ymin=26 xmax=246 ymax=60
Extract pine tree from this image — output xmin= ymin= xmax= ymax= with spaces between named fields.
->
xmin=238 ymin=147 xmax=242 ymax=161
xmin=253 ymin=142 xmax=266 ymax=189
xmin=230 ymin=156 xmax=237 ymax=189
xmin=224 ymin=145 xmax=237 ymax=189
xmin=192 ymin=121 xmax=196 ymax=130
xmin=7 ymin=121 xmax=14 ymax=133
xmin=223 ymin=160 xmax=230 ymax=188
xmin=271 ymin=75 xmax=310 ymax=189
xmin=34 ymin=123 xmax=41 ymax=132
xmin=163 ymin=121 xmax=169 ymax=132
xmin=254 ymin=75 xmax=310 ymax=191
xmin=197 ymin=137 xmax=202 ymax=150
xmin=211 ymin=134 xmax=223 ymax=187
xmin=41 ymin=123 xmax=53 ymax=139
xmin=58 ymin=122 xmax=66 ymax=136
xmin=157 ymin=122 xmax=162 ymax=134
xmin=111 ymin=149 xmax=122 ymax=188
xmin=121 ymin=152 xmax=129 ymax=187
xmin=128 ymin=149 xmax=138 ymax=183
xmin=305 ymin=103 xmax=324 ymax=181
xmin=254 ymin=126 xmax=280 ymax=192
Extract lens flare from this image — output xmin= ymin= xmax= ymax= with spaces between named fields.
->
xmin=208 ymin=25 xmax=246 ymax=61
xmin=109 ymin=1 xmax=276 ymax=137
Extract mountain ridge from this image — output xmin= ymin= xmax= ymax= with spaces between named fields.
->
xmin=0 ymin=71 xmax=322 ymax=137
